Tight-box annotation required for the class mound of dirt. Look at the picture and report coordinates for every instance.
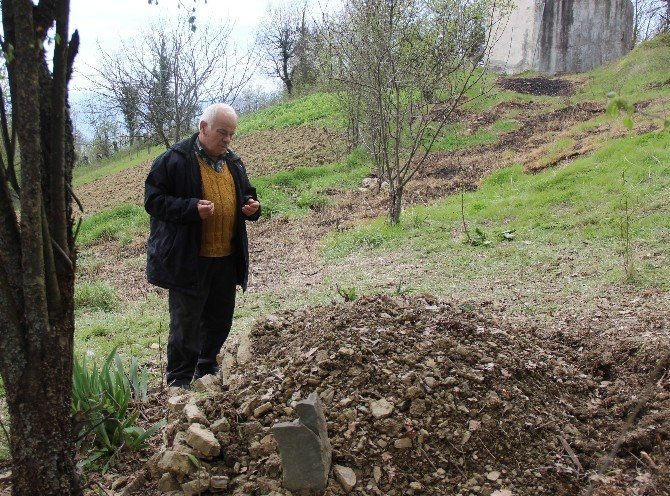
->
[497,77,576,97]
[136,295,668,495]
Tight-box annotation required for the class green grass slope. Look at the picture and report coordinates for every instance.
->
[71,35,670,373]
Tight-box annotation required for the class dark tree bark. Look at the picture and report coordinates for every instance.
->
[0,0,82,494]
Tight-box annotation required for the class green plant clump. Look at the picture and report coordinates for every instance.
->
[72,350,164,472]
[75,281,119,313]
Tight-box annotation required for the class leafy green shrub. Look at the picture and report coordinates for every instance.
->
[75,281,119,313]
[72,350,164,472]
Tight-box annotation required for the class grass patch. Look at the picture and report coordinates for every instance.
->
[531,137,575,169]
[75,295,168,362]
[73,145,161,188]
[325,129,670,288]
[75,281,119,313]
[579,33,670,103]
[236,92,344,135]
[77,204,148,247]
[430,119,520,152]
[255,148,372,219]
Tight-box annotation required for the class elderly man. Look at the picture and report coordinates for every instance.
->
[145,103,260,389]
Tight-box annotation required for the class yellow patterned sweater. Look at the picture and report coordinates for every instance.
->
[198,155,237,257]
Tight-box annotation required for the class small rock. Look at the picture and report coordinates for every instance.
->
[210,475,230,492]
[172,431,199,456]
[468,420,482,432]
[167,394,189,413]
[157,473,180,493]
[487,471,501,481]
[373,466,382,483]
[157,450,193,477]
[254,402,273,417]
[320,388,335,404]
[410,481,423,490]
[333,465,357,493]
[492,490,513,496]
[394,438,412,449]
[370,398,394,419]
[405,386,423,399]
[210,417,231,434]
[192,374,220,393]
[185,423,221,458]
[424,376,437,388]
[184,404,209,426]
[182,473,210,496]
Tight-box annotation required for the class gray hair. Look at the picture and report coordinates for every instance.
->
[199,103,237,127]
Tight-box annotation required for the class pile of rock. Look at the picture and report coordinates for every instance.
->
[145,294,668,495]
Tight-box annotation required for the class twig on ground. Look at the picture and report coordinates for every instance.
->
[559,435,583,473]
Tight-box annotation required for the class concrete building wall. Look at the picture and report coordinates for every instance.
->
[489,0,543,74]
[489,0,634,75]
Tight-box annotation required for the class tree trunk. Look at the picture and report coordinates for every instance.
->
[0,0,81,494]
[389,184,403,225]
[6,320,80,495]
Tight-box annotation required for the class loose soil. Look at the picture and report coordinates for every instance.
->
[35,87,670,495]
[497,77,577,97]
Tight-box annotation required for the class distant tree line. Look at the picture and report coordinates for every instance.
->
[87,17,255,153]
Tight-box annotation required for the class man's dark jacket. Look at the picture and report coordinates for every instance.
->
[144,133,260,294]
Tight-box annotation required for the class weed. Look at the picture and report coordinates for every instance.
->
[393,279,413,296]
[72,349,165,472]
[468,227,492,247]
[336,284,358,302]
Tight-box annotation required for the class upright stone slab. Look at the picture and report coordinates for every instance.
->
[272,392,332,492]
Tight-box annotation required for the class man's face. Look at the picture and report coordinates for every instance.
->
[199,111,237,158]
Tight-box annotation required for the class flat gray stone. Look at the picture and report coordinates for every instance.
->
[272,421,329,491]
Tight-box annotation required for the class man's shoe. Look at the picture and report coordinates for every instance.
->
[194,365,220,380]
[167,379,191,390]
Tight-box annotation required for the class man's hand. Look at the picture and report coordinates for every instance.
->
[197,199,215,219]
[242,198,260,217]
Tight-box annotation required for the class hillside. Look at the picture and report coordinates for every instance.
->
[57,36,670,495]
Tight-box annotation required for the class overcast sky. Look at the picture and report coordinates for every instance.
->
[69,0,270,82]
[68,0,288,134]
